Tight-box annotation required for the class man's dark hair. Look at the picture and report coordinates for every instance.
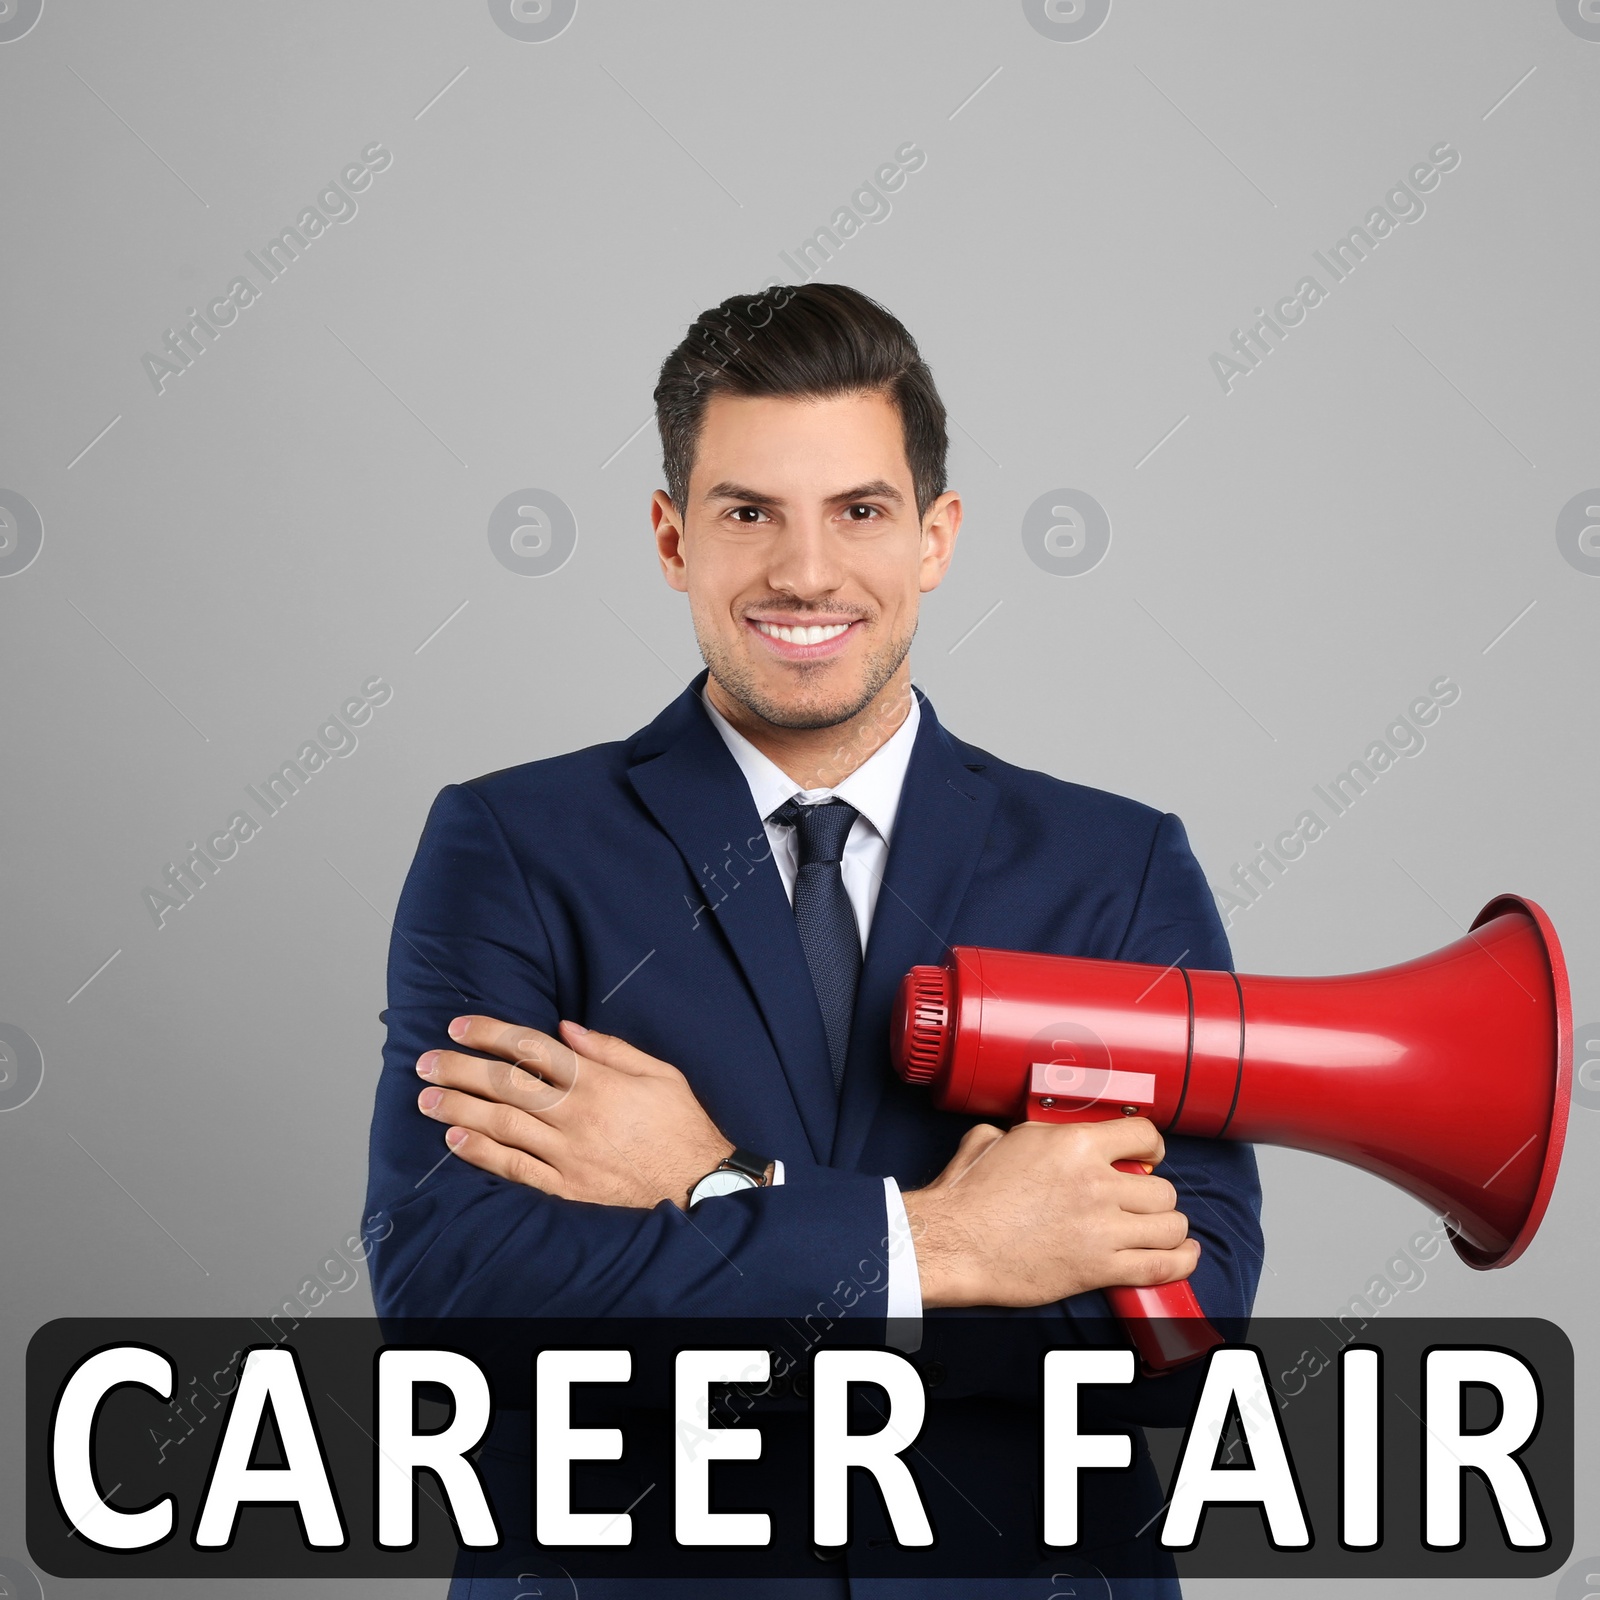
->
[653,283,948,518]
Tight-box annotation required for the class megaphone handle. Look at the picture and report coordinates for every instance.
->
[1102,1282,1226,1374]
[1104,1159,1228,1374]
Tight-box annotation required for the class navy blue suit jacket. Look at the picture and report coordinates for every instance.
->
[365,674,1262,1333]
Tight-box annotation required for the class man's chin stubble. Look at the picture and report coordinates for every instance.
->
[699,626,915,732]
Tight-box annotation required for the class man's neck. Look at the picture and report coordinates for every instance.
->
[705,667,914,792]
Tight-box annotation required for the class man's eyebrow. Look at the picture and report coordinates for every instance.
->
[704,480,781,506]
[830,479,904,506]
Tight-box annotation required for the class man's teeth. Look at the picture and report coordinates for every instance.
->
[754,620,852,645]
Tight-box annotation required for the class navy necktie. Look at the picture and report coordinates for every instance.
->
[770,797,861,1094]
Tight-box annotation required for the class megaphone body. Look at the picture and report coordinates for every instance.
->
[891,895,1571,1373]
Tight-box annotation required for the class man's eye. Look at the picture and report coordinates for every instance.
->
[845,504,882,521]
[729,506,766,524]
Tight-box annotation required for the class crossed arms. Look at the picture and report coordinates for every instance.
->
[412,1012,1203,1312]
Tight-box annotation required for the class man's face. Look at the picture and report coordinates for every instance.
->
[652,389,960,730]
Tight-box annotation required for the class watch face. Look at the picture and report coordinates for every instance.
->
[689,1169,758,1206]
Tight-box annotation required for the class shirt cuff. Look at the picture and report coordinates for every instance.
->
[769,1159,785,1185]
[883,1176,924,1352]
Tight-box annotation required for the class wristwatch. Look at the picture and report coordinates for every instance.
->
[687,1146,773,1208]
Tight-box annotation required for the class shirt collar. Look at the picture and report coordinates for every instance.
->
[700,686,922,844]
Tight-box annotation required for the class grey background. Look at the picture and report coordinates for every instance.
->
[2,0,1596,1594]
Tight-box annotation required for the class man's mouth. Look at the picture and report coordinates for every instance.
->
[744,616,863,660]
[753,620,853,645]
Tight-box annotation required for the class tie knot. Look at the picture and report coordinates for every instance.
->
[770,797,859,866]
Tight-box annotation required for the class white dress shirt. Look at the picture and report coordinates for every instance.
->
[701,688,924,1327]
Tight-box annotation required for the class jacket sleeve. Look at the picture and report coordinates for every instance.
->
[363,783,897,1321]
[1106,809,1265,1327]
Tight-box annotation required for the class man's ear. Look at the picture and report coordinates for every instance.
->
[652,489,688,593]
[918,489,962,593]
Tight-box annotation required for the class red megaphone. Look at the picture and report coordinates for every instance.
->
[891,895,1571,1375]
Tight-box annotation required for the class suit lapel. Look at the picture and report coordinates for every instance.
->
[831,691,998,1170]
[626,678,840,1160]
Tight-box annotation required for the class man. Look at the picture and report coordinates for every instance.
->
[365,283,1262,1596]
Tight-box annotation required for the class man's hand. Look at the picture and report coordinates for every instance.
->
[416,1016,734,1208]
[902,1118,1198,1309]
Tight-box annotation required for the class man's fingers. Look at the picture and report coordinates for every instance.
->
[1116,1208,1191,1252]
[1115,1171,1181,1215]
[419,1049,574,1114]
[444,1015,577,1086]
[1088,1116,1166,1168]
[419,1085,564,1165]
[1109,1238,1201,1287]
[443,1127,565,1195]
[559,1020,666,1077]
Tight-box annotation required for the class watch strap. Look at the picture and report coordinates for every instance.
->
[721,1146,770,1184]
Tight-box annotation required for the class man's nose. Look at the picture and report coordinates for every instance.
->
[764,518,844,598]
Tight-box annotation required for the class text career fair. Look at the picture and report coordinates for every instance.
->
[51,1341,1551,1556]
